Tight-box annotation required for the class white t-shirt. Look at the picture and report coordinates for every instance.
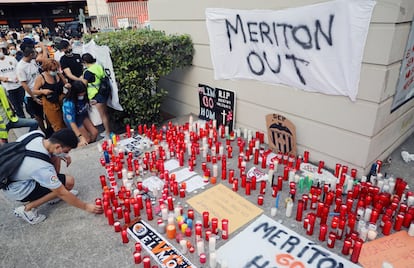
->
[0,55,20,91]
[2,131,62,201]
[16,59,39,97]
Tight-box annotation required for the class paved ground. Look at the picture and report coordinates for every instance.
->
[1,122,413,268]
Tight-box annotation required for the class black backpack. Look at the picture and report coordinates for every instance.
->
[98,75,112,97]
[0,132,52,190]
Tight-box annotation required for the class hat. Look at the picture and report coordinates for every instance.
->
[22,37,37,45]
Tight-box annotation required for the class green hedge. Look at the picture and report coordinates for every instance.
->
[84,29,193,128]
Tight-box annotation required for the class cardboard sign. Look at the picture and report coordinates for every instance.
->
[128,219,196,268]
[359,230,414,268]
[216,214,361,268]
[186,184,262,234]
[266,114,297,156]
[198,84,236,132]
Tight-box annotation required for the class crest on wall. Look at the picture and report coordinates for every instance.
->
[266,114,297,156]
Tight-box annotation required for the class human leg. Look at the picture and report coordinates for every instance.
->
[82,116,98,143]
[6,118,38,132]
[95,102,110,136]
[7,86,26,118]
[42,98,66,132]
[26,97,47,133]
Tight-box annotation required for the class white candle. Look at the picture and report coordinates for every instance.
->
[225,126,229,137]
[209,252,217,268]
[364,207,372,223]
[212,120,217,128]
[270,207,277,217]
[367,229,377,240]
[161,207,168,221]
[273,159,278,172]
[203,145,208,158]
[208,236,216,252]
[359,225,368,241]
[219,145,224,155]
[174,207,182,218]
[197,240,205,256]
[236,128,241,138]
[388,181,396,194]
[180,239,188,254]
[243,128,248,139]
[286,200,293,218]
[122,168,128,180]
[408,223,414,236]
[167,215,174,225]
[407,196,414,207]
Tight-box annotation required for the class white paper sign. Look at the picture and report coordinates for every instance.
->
[206,0,376,101]
[216,214,361,268]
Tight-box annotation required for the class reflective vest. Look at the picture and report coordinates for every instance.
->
[85,63,105,100]
[0,86,18,139]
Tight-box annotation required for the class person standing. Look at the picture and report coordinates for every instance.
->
[2,128,103,224]
[59,40,83,83]
[81,53,111,138]
[32,59,68,132]
[62,80,98,146]
[16,47,48,134]
[0,47,26,118]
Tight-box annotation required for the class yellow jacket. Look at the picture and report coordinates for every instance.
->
[0,86,18,139]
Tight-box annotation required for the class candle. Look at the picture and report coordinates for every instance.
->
[270,207,277,217]
[350,239,363,263]
[107,208,114,225]
[121,229,129,243]
[203,211,210,228]
[285,198,293,217]
[257,195,264,206]
[114,221,121,232]
[408,223,414,236]
[319,224,328,241]
[296,200,304,221]
[327,232,336,248]
[143,256,151,268]
[197,240,205,256]
[209,236,216,252]
[133,252,142,264]
[180,239,188,254]
[222,219,229,239]
[341,239,352,255]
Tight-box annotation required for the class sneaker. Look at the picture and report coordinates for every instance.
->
[14,206,46,225]
[99,132,107,138]
[48,189,79,205]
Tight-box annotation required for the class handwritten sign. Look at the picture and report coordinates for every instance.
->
[359,230,414,268]
[128,219,196,268]
[266,114,297,156]
[187,183,262,234]
[206,1,376,101]
[391,16,414,112]
[198,84,236,131]
[216,214,360,268]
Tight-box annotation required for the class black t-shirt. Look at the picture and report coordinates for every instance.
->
[60,53,83,82]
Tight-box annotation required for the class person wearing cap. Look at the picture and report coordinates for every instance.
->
[59,40,83,83]
[62,80,98,146]
[2,128,104,225]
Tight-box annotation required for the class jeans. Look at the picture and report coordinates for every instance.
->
[7,86,26,118]
[6,118,38,132]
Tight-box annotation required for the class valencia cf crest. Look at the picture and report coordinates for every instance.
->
[266,114,297,156]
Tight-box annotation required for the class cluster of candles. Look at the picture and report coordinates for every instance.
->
[96,116,414,266]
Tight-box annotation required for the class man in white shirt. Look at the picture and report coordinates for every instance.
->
[0,48,26,118]
[2,129,103,224]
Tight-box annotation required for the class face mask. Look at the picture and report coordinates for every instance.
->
[49,71,57,76]
[35,47,42,53]
[53,152,68,158]
[77,95,85,100]
[10,49,17,55]
[73,41,81,45]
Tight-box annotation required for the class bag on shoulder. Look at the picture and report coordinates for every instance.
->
[0,132,52,190]
[98,75,112,98]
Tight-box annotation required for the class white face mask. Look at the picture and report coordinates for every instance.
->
[10,49,17,55]
[77,95,85,100]
[35,47,42,53]
[49,71,57,76]
[53,152,68,158]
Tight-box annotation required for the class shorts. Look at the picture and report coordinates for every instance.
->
[26,97,43,118]
[20,174,66,202]
[93,92,109,104]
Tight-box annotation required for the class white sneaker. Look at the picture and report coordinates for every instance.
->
[99,132,107,138]
[14,206,46,225]
[48,189,79,205]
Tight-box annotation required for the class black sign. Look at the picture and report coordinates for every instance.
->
[198,83,235,132]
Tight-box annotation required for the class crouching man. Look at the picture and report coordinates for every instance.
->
[2,128,103,224]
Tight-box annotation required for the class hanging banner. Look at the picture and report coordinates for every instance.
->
[83,40,123,111]
[216,214,361,268]
[198,83,236,131]
[206,0,376,101]
[391,16,414,112]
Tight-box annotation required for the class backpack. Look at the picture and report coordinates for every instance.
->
[98,75,112,98]
[0,132,52,190]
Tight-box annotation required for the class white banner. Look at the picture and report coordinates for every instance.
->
[216,214,360,268]
[206,0,376,101]
[391,16,414,112]
[83,40,123,111]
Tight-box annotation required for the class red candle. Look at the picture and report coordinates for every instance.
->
[350,239,363,263]
[188,209,194,220]
[107,208,114,225]
[121,229,129,243]
[296,200,304,222]
[203,211,209,228]
[260,181,266,195]
[146,208,153,221]
[143,256,151,268]
[211,218,218,234]
[124,211,131,224]
[133,252,141,264]
[167,196,174,211]
[277,176,283,191]
[341,239,352,255]
[317,161,324,174]
[222,219,229,239]
[114,221,121,232]
[99,175,107,188]
[327,232,336,248]
[245,181,251,195]
[382,220,392,235]
[232,179,238,192]
[394,213,405,231]
[303,151,309,163]
[318,224,328,241]
[257,195,264,206]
